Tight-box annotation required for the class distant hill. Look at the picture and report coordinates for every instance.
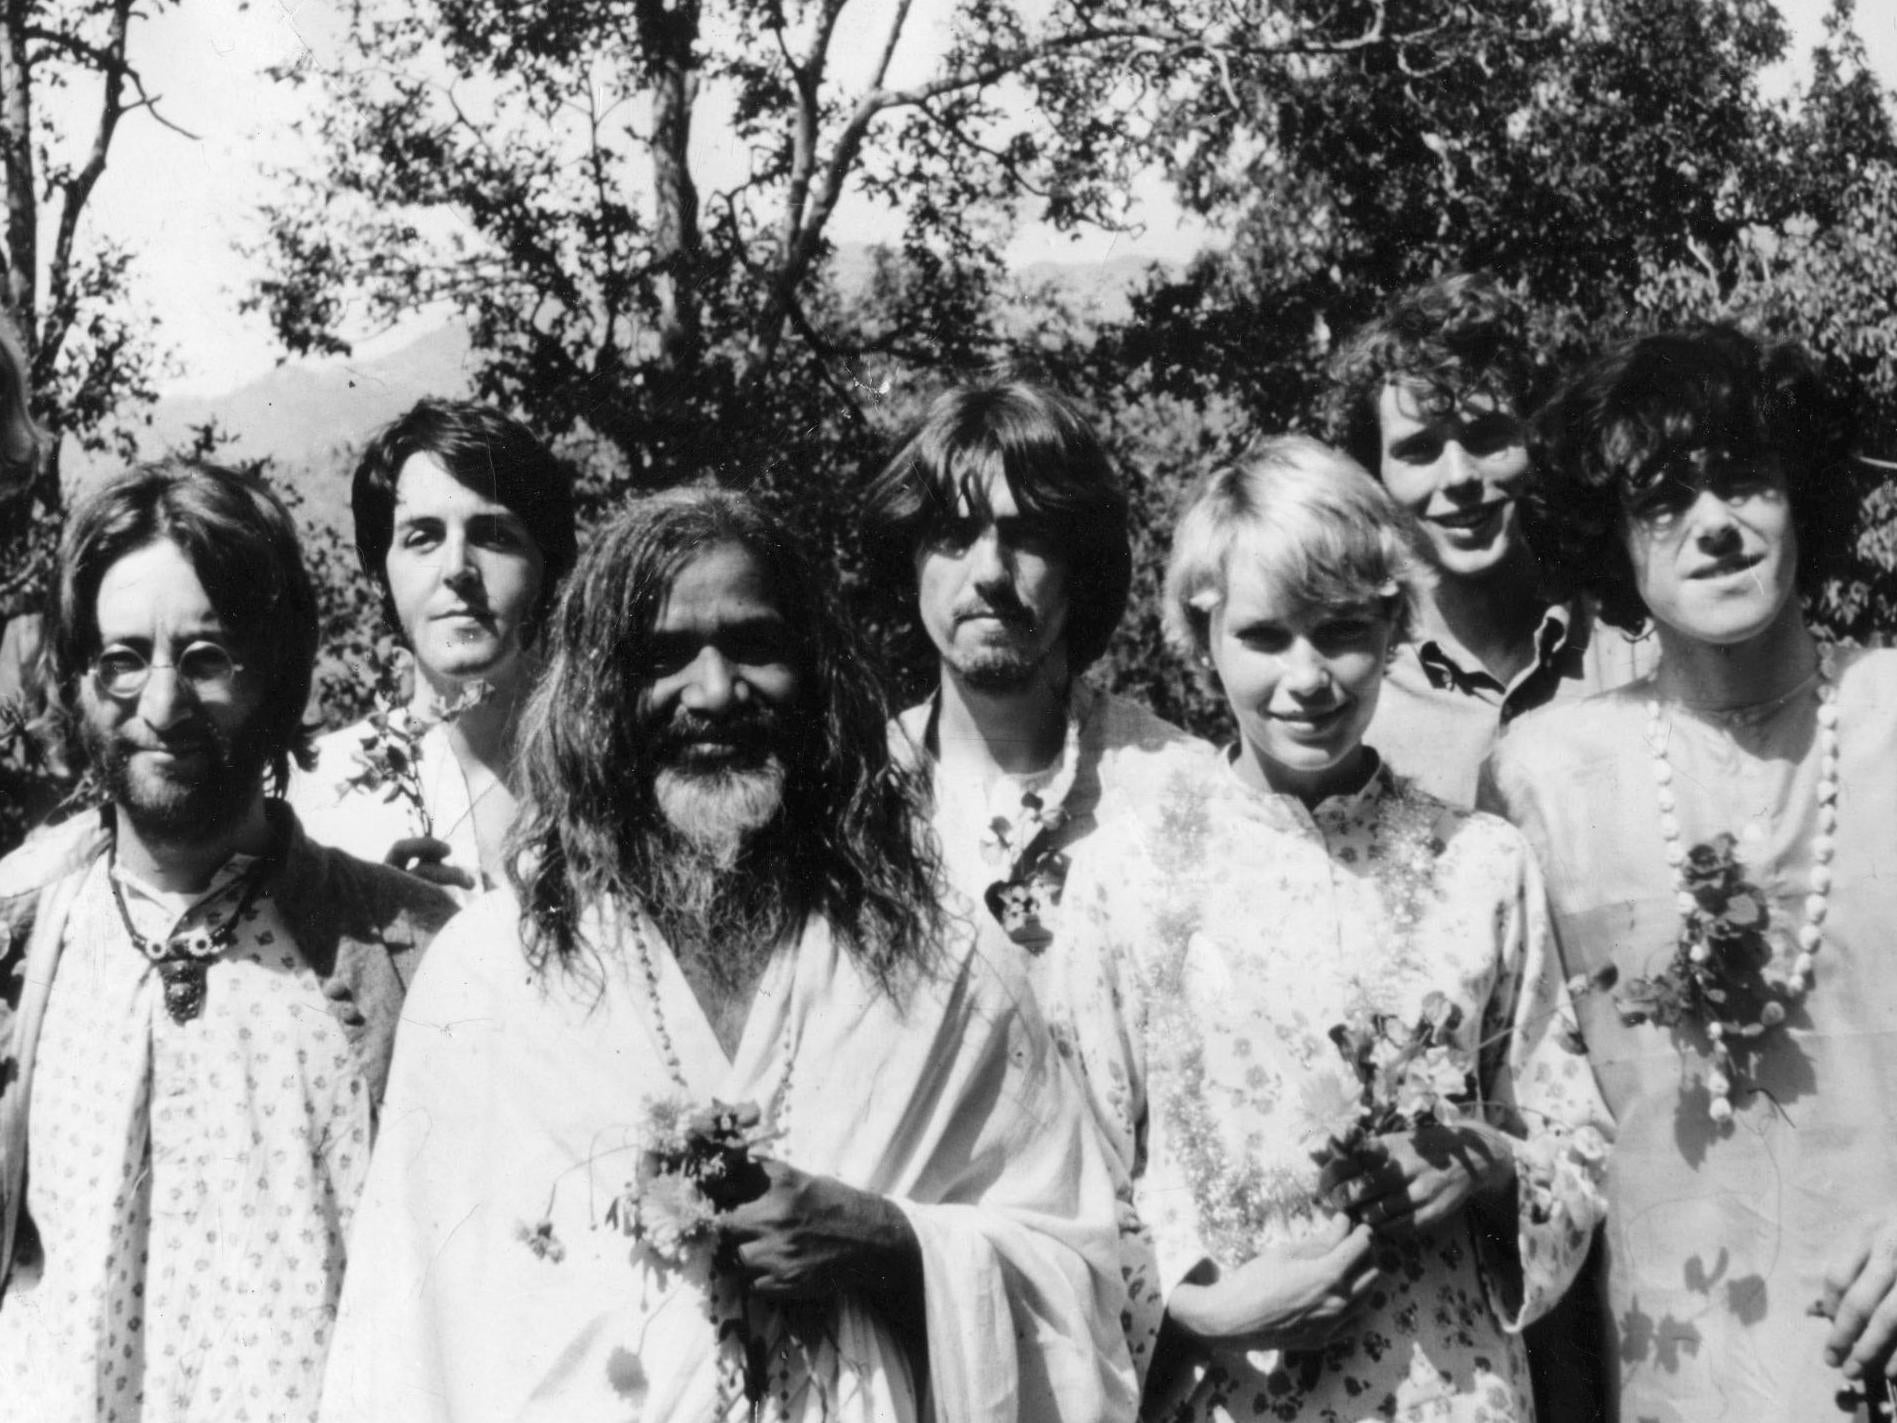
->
[67,248,1182,524]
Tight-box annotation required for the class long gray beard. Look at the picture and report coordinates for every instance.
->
[647,760,801,991]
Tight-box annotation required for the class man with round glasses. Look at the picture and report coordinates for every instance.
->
[0,458,456,1420]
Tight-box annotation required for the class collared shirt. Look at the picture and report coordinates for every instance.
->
[1367,598,1657,809]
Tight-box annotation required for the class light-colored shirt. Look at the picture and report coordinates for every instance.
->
[317,892,1136,1423]
[893,680,1212,1385]
[0,855,371,1422]
[1481,645,1897,1423]
[1370,599,1657,809]
[1064,756,1611,1422]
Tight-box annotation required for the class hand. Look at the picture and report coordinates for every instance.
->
[1319,1124,1515,1238]
[1820,1215,1897,1383]
[384,835,476,891]
[719,1159,921,1306]
[1168,1215,1381,1354]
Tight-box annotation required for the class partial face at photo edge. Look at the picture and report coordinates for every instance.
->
[80,539,275,839]
[1376,378,1533,582]
[914,471,1073,692]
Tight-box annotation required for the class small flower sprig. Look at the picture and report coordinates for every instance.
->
[980,791,1072,951]
[1295,992,1472,1157]
[1608,833,1791,1125]
[342,651,489,837]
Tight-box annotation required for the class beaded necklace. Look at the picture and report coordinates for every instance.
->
[1644,644,1838,1120]
[108,852,274,1024]
[624,908,802,1422]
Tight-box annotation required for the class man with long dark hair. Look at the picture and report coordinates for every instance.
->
[0,459,455,1419]
[864,382,1209,1385]
[320,487,1135,1423]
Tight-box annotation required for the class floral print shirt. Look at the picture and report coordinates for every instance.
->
[0,854,372,1422]
[1062,756,1611,1422]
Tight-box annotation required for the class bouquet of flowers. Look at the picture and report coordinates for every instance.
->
[1295,993,1472,1157]
[1610,833,1789,1124]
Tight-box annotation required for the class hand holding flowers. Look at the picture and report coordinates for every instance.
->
[1298,993,1517,1238]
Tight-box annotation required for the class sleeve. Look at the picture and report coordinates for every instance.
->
[1472,825,1614,1333]
[887,947,1141,1423]
[1049,834,1165,1389]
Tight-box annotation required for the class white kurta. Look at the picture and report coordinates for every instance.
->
[0,856,372,1423]
[1062,758,1611,1422]
[1482,645,1897,1422]
[894,681,1213,1388]
[289,719,483,902]
[317,891,1135,1423]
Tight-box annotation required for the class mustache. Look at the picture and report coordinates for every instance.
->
[652,704,784,757]
[953,589,1034,626]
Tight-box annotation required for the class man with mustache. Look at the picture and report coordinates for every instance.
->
[1327,272,1656,810]
[318,487,1135,1423]
[0,459,456,1420]
[863,381,1210,1385]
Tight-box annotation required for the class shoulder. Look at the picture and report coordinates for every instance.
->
[399,889,533,1016]
[276,807,458,945]
[1833,643,1897,708]
[1490,683,1650,788]
[1084,690,1217,797]
[0,810,110,906]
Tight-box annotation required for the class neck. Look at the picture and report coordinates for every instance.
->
[1654,601,1817,710]
[1234,741,1376,809]
[114,791,273,894]
[415,660,532,772]
[932,666,1069,779]
[1419,553,1546,682]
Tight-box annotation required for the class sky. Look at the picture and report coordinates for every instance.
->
[64,0,1897,399]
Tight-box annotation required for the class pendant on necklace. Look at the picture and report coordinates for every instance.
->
[156,958,210,1023]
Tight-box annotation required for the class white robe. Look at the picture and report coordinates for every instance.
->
[317,891,1135,1423]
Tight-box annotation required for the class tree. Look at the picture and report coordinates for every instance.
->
[1092,0,1893,434]
[248,0,1526,503]
[0,0,185,614]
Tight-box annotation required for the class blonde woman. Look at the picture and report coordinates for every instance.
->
[1056,436,1610,1420]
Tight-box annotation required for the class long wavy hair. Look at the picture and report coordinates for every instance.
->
[509,486,943,994]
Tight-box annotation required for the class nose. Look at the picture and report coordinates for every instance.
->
[679,645,745,713]
[1686,487,1742,546]
[1441,441,1481,491]
[1280,639,1333,697]
[440,527,477,587]
[967,526,1011,589]
[136,664,197,731]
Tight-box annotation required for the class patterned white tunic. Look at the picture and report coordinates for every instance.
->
[0,854,372,1422]
[1062,756,1611,1422]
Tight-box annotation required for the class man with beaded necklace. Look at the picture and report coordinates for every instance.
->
[863,381,1213,1387]
[318,487,1134,1423]
[1482,326,1897,1421]
[0,459,456,1419]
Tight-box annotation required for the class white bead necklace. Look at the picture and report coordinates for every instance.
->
[624,909,801,1421]
[1645,645,1839,1115]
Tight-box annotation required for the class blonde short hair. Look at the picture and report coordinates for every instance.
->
[1163,434,1432,668]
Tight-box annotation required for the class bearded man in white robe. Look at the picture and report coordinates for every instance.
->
[318,487,1136,1423]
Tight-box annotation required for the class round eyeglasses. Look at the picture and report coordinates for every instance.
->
[92,641,246,700]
